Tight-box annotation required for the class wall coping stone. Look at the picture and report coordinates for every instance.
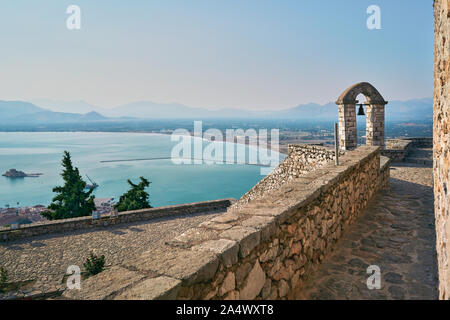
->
[0,199,235,242]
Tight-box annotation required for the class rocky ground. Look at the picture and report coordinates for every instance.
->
[0,210,223,299]
[294,160,438,299]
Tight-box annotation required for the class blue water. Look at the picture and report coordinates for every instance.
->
[0,132,280,208]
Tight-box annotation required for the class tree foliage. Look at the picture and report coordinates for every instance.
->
[114,177,152,212]
[42,151,95,220]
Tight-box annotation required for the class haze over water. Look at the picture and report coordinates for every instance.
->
[0,132,280,208]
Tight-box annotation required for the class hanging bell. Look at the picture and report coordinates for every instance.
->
[357,104,365,116]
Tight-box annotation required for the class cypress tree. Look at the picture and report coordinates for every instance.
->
[42,151,95,220]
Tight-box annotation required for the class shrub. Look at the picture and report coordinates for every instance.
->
[114,177,152,212]
[0,266,7,292]
[83,252,105,276]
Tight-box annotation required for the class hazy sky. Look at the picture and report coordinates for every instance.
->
[0,0,434,110]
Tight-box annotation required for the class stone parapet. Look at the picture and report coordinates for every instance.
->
[0,199,235,242]
[232,144,344,209]
[62,146,386,300]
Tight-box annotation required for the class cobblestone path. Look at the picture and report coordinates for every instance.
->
[0,210,223,296]
[294,162,438,299]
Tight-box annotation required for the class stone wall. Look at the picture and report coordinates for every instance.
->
[233,144,344,209]
[409,137,433,148]
[380,156,391,191]
[0,199,234,242]
[382,139,413,162]
[365,104,386,148]
[434,0,450,300]
[62,146,388,300]
[338,104,357,150]
[382,137,433,162]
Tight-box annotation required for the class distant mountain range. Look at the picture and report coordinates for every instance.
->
[0,97,433,123]
[0,101,108,123]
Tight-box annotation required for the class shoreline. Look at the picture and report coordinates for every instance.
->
[0,129,289,155]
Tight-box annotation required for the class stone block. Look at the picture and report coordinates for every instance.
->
[127,246,219,286]
[220,226,261,258]
[62,266,145,300]
[239,260,266,300]
[241,215,277,242]
[166,227,220,249]
[219,272,236,296]
[191,239,239,268]
[115,276,181,300]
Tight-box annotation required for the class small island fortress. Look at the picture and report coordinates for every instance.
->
[2,169,42,178]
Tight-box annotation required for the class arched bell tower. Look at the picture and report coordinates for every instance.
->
[336,82,388,150]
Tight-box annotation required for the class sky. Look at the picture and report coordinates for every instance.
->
[0,0,434,111]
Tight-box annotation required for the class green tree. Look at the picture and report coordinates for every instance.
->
[114,177,152,212]
[42,151,95,220]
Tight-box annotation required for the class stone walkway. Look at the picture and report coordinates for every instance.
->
[0,210,223,297]
[294,162,438,300]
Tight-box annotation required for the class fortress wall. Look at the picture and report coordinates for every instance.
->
[63,146,386,300]
[233,144,344,209]
[382,139,413,162]
[379,155,391,191]
[0,199,234,242]
[409,137,433,148]
[434,0,450,300]
[382,137,433,162]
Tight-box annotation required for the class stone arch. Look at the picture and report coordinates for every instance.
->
[335,82,388,150]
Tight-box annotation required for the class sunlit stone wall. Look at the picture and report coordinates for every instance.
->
[434,0,450,300]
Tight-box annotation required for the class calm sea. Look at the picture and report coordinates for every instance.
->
[0,132,282,208]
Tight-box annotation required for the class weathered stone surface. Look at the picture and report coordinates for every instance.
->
[241,215,277,241]
[219,272,235,296]
[62,266,145,300]
[191,239,239,268]
[239,260,266,300]
[220,226,261,258]
[166,227,219,249]
[199,221,233,231]
[261,279,272,299]
[115,276,181,300]
[232,145,342,209]
[211,212,241,224]
[235,262,252,285]
[278,279,290,298]
[289,241,302,257]
[128,246,219,285]
[259,245,279,263]
[434,0,450,300]
[224,290,239,300]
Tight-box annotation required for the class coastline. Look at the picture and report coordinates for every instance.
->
[0,131,284,210]
[0,130,288,156]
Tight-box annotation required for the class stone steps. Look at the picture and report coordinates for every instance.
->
[404,148,433,165]
[404,157,433,166]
